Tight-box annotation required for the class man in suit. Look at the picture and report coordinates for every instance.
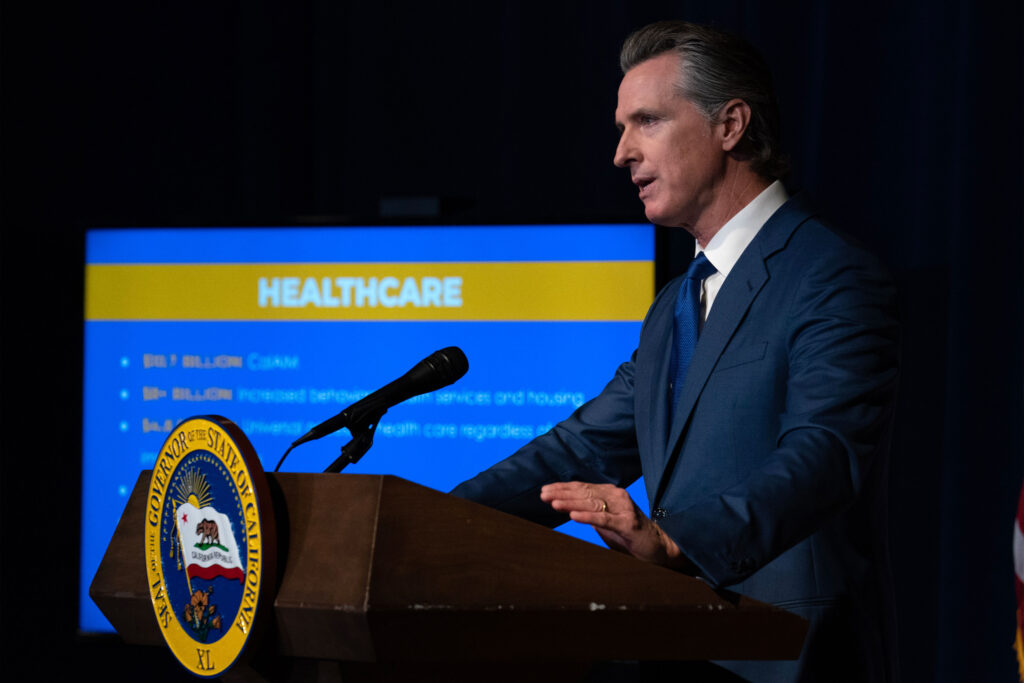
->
[452,21,898,682]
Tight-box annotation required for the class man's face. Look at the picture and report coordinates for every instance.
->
[614,52,725,229]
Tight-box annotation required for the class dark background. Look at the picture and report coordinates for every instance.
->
[2,1,1022,680]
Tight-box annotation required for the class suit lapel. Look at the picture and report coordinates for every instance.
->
[664,252,769,450]
[637,280,679,504]
[649,197,814,506]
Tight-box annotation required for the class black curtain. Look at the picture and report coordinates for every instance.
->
[3,1,1021,680]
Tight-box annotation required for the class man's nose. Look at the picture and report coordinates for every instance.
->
[613,130,637,168]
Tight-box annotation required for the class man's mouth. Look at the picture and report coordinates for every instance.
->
[635,177,654,200]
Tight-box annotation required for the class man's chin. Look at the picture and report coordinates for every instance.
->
[643,205,665,226]
[644,207,680,228]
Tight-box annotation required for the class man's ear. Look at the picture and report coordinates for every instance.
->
[717,98,752,152]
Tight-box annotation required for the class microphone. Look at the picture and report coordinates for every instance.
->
[291,346,469,449]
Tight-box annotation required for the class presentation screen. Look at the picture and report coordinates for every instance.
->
[81,224,654,632]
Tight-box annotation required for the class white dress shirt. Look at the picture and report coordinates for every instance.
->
[698,180,789,324]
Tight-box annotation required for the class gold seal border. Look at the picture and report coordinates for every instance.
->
[144,417,264,677]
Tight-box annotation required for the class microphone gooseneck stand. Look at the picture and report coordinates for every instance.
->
[323,409,383,474]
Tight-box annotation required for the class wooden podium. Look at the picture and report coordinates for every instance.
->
[91,472,807,681]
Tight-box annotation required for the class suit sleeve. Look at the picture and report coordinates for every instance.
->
[657,246,899,587]
[450,353,644,527]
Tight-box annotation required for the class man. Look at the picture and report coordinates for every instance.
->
[452,21,898,682]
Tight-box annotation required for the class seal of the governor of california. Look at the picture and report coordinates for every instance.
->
[145,415,275,677]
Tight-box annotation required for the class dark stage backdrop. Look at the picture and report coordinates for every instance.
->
[2,1,1022,680]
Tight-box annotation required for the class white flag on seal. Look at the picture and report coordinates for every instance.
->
[176,502,245,583]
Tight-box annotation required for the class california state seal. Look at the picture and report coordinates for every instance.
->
[145,416,276,677]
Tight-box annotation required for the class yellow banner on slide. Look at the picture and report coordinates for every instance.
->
[85,261,653,321]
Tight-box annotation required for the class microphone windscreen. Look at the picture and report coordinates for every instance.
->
[431,346,469,384]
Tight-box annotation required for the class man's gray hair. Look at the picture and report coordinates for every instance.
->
[620,21,788,179]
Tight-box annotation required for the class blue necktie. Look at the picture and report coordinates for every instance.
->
[671,252,718,410]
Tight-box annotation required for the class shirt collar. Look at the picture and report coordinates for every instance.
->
[697,180,789,277]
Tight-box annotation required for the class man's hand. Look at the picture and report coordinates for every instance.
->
[540,481,696,572]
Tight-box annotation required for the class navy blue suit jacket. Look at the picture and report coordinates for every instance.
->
[452,196,899,682]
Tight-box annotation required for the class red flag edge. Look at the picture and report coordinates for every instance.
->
[1015,480,1024,681]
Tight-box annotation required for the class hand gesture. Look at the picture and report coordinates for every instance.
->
[540,481,694,572]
